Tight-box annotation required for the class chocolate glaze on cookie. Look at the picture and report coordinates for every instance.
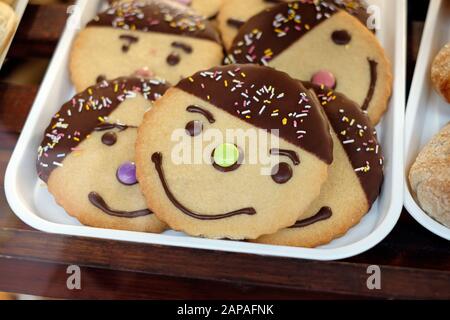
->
[329,0,372,28]
[89,0,221,43]
[285,83,383,229]
[177,64,333,164]
[261,0,371,24]
[226,1,373,66]
[304,82,384,206]
[37,77,170,183]
[226,1,339,65]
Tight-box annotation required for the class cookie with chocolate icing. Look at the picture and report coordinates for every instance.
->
[37,77,169,232]
[225,1,392,125]
[108,0,224,19]
[254,83,384,247]
[70,0,223,91]
[217,0,372,50]
[135,64,333,239]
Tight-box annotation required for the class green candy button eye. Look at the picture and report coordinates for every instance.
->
[213,143,240,168]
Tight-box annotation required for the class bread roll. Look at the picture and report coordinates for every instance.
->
[431,43,450,103]
[409,123,450,228]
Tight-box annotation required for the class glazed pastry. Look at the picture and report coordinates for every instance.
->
[0,1,16,54]
[255,83,384,247]
[431,43,450,103]
[108,0,224,19]
[70,0,223,91]
[135,64,333,239]
[37,77,169,232]
[226,1,392,125]
[409,123,450,228]
[218,0,372,50]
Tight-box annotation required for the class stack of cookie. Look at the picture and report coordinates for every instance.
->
[37,0,392,247]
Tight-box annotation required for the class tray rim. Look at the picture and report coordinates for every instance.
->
[4,0,406,260]
[404,0,450,241]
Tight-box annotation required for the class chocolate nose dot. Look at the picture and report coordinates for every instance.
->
[212,143,241,172]
[116,161,138,185]
[311,70,336,89]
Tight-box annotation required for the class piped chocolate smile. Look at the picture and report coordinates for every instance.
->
[151,152,257,220]
[88,192,152,218]
[362,59,378,111]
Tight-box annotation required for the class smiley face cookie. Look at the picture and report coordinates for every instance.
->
[37,77,169,232]
[217,0,372,50]
[226,1,392,125]
[135,64,334,239]
[70,0,223,91]
[255,83,384,247]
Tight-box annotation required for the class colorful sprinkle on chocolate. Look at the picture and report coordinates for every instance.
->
[37,77,169,183]
[177,64,333,164]
[303,81,383,205]
[226,1,338,66]
[89,0,220,43]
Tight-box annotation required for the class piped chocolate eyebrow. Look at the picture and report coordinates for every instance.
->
[270,148,300,165]
[171,41,193,54]
[94,122,137,132]
[186,105,216,123]
[119,34,139,53]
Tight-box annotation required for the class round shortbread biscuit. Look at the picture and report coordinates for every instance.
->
[135,64,334,240]
[70,0,223,91]
[254,83,384,247]
[226,1,392,125]
[217,0,372,50]
[37,77,169,233]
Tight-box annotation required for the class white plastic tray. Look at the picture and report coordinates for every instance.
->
[0,0,28,69]
[4,0,406,260]
[404,0,450,241]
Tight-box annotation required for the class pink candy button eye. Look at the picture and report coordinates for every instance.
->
[311,70,336,89]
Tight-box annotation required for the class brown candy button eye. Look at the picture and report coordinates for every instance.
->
[271,162,293,184]
[331,30,351,45]
[101,132,117,146]
[185,120,203,137]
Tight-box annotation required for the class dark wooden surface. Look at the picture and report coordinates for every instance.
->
[0,2,449,300]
